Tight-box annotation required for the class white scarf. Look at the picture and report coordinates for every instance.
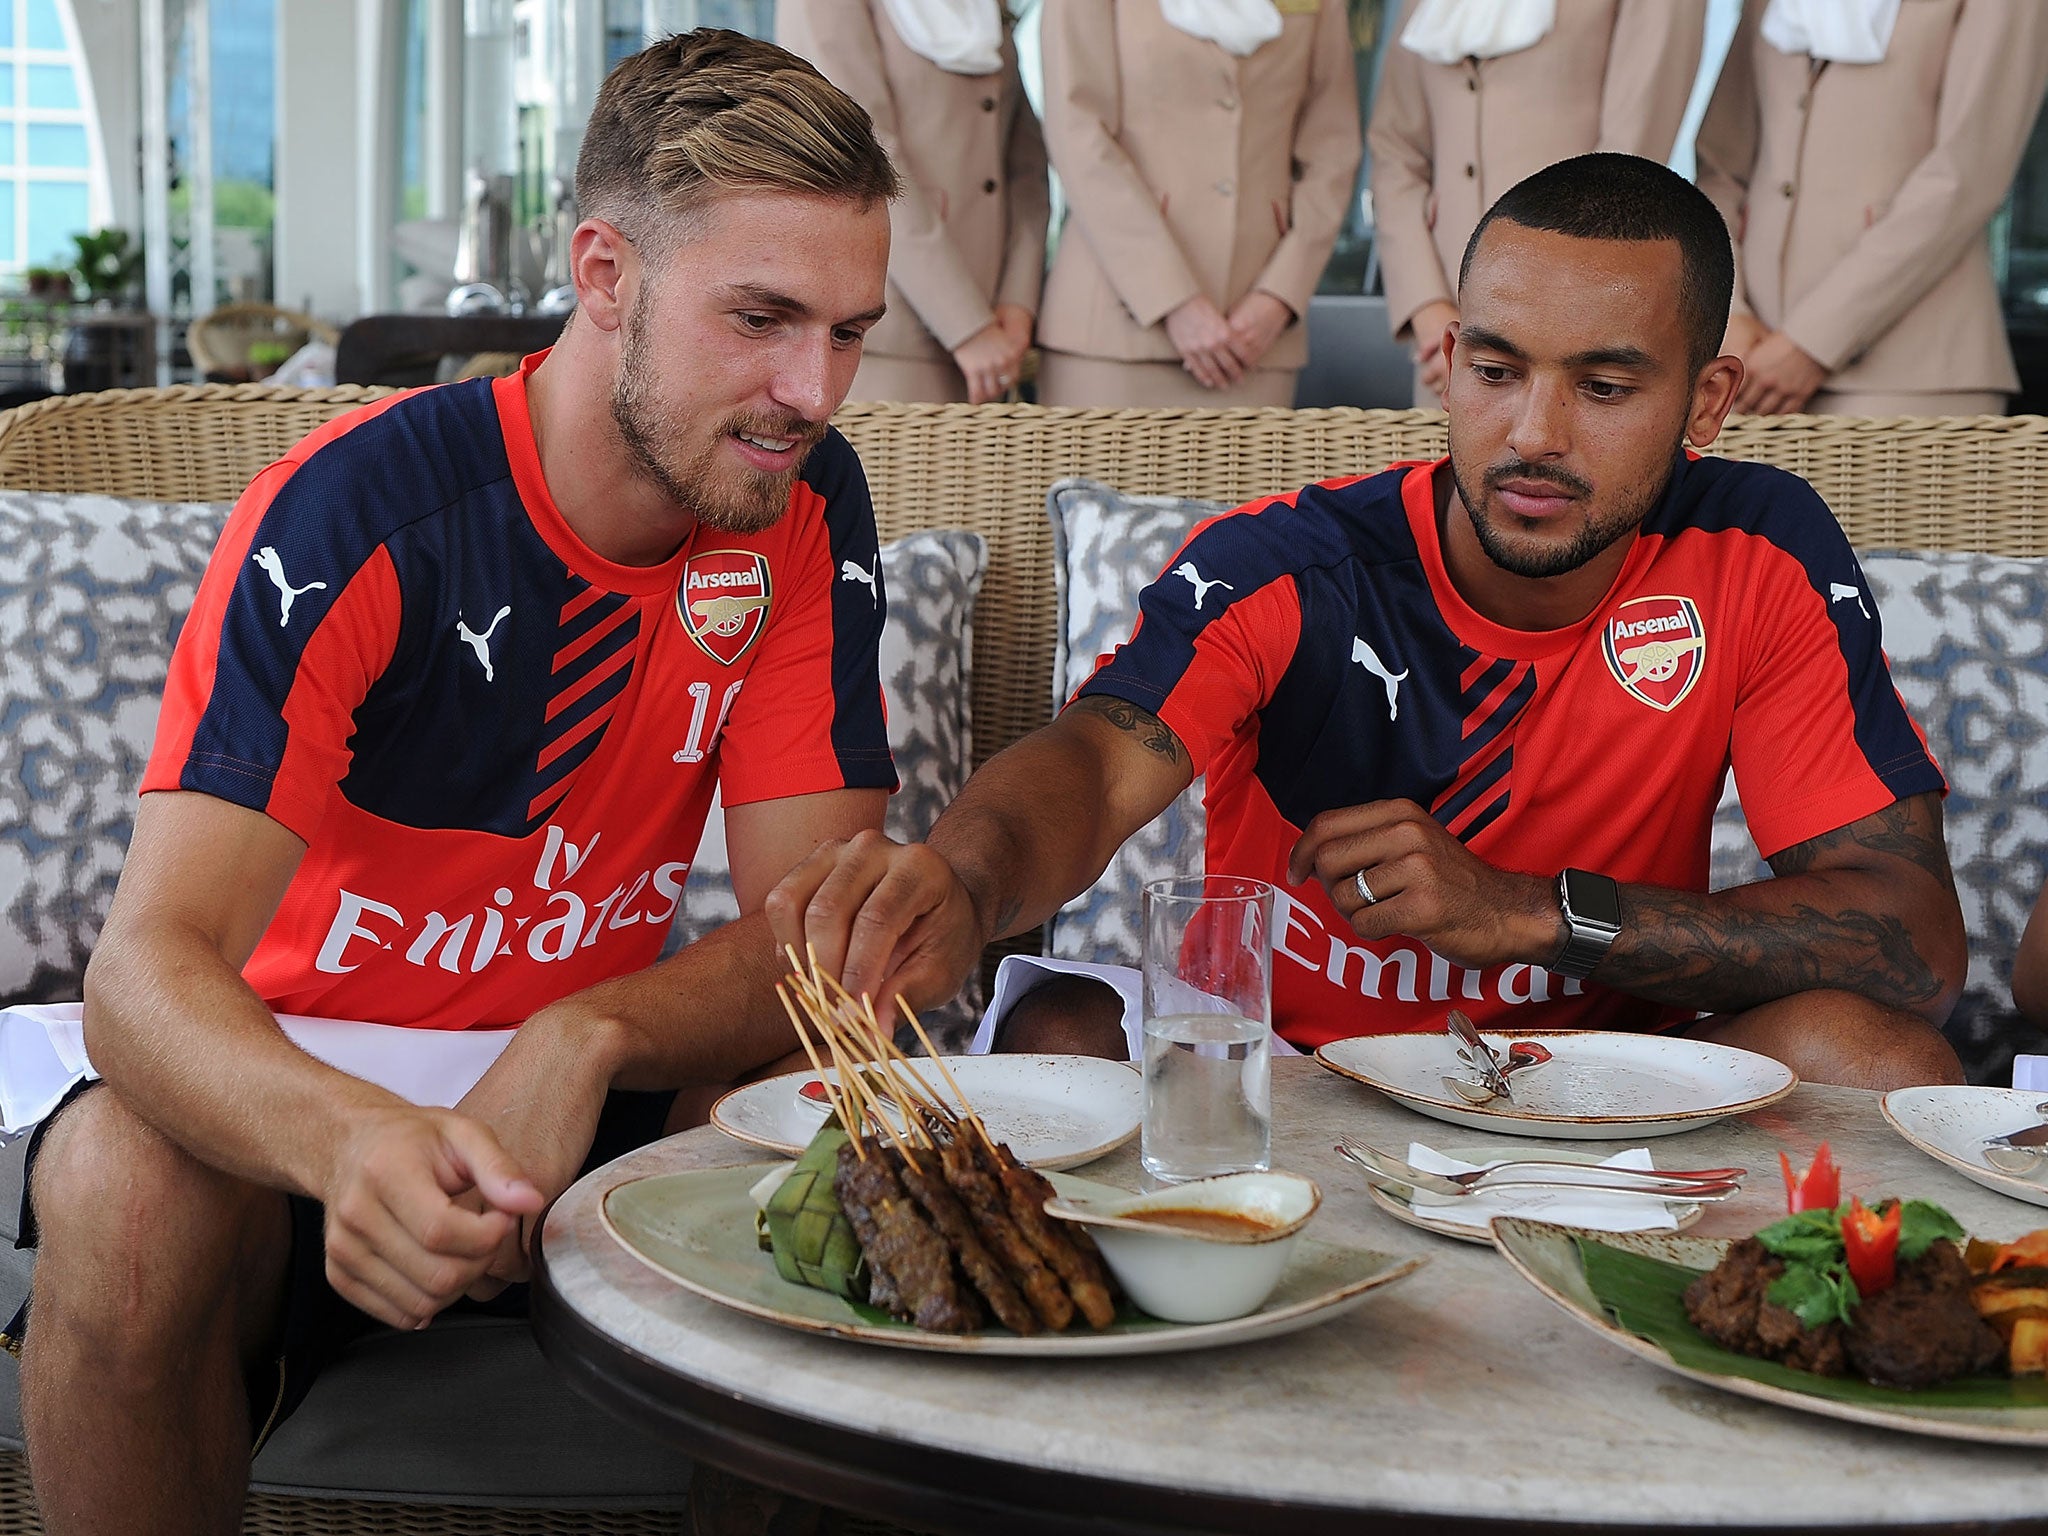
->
[1759,0,1901,63]
[1399,0,1555,65]
[878,0,1005,75]
[1158,0,1285,58]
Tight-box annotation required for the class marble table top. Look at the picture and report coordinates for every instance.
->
[535,1058,2048,1531]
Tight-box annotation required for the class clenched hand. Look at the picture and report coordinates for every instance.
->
[1286,800,1564,970]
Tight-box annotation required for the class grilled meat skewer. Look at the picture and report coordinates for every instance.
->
[895,1147,1040,1334]
[938,1136,1076,1330]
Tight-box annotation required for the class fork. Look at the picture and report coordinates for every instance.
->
[1334,1137,1746,1200]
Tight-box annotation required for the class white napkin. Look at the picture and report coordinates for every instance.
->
[1401,1142,1683,1236]
[0,1002,516,1139]
[969,954,1303,1061]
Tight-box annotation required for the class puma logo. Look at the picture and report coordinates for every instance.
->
[1829,582,1869,619]
[251,546,327,628]
[1351,635,1409,722]
[839,556,878,604]
[457,606,512,683]
[1172,561,1233,611]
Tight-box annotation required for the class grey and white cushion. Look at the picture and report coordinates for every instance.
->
[1045,478,1228,966]
[669,529,990,1048]
[0,492,231,1003]
[1711,550,2048,1012]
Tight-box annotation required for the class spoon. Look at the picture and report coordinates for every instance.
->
[1443,1040,1553,1106]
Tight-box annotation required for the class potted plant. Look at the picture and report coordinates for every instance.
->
[24,266,72,302]
[68,229,141,306]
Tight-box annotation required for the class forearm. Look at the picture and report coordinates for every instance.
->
[82,924,402,1199]
[1598,870,1963,1024]
[929,710,1170,948]
[527,909,799,1094]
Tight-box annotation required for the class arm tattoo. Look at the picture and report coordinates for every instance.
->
[1067,694,1185,769]
[1598,793,1953,1015]
[1768,795,1957,893]
[1600,892,1945,1015]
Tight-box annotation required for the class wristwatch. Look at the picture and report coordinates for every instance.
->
[1554,868,1622,980]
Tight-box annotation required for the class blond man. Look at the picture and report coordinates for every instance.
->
[17,32,900,1534]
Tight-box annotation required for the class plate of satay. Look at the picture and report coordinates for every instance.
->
[603,958,1425,1356]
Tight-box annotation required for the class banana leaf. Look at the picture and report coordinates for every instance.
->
[1576,1236,2048,1409]
[764,1119,869,1301]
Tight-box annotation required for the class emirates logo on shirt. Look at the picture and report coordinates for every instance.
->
[1602,595,1706,713]
[679,549,773,665]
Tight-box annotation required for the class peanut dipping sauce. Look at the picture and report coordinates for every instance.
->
[1118,1208,1280,1239]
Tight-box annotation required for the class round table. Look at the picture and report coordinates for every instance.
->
[533,1059,2048,1535]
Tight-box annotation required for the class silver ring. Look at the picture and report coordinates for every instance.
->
[1353,869,1377,906]
[996,373,1011,388]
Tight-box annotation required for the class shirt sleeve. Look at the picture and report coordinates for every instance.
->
[715,430,898,807]
[1072,500,1305,776]
[142,455,400,845]
[1727,482,1945,860]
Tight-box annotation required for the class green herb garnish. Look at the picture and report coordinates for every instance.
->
[1752,1199,1963,1329]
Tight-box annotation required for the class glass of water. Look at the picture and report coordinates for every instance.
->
[1140,875,1275,1186]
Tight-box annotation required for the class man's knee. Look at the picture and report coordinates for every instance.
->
[992,976,1130,1059]
[30,1089,284,1340]
[1698,989,1963,1091]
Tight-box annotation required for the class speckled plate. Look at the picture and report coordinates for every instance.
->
[1883,1086,2048,1209]
[1359,1145,1708,1245]
[1316,1029,1797,1139]
[1492,1218,2048,1446]
[600,1163,1426,1356]
[709,1055,1141,1170]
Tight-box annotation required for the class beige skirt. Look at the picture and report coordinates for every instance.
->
[1035,350,1297,409]
[1803,389,2008,418]
[844,353,971,405]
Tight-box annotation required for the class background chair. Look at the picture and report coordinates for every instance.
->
[185,303,338,383]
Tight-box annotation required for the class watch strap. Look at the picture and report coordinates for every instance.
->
[1554,869,1622,980]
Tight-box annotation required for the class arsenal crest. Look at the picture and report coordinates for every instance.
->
[679,549,773,665]
[1602,595,1705,712]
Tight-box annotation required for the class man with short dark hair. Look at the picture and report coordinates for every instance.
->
[21,31,902,1534]
[770,151,1968,1089]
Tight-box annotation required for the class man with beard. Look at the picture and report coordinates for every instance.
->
[768,152,1968,1091]
[17,31,900,1534]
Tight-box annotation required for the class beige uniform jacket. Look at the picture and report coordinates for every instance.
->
[1696,0,2048,396]
[776,0,1050,363]
[1035,0,1362,368]
[1369,0,1707,343]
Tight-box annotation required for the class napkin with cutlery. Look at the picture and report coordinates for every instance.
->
[1402,1143,1685,1235]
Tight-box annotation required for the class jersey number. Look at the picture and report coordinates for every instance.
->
[675,679,745,764]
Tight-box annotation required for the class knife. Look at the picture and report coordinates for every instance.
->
[1444,1009,1513,1103]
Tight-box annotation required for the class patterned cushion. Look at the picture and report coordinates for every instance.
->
[1711,551,2048,1012]
[0,492,232,1002]
[670,529,990,1048]
[1045,478,1227,966]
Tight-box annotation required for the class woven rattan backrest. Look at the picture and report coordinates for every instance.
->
[3,387,2044,767]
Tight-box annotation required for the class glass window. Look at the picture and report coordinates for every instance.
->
[25,178,85,264]
[0,127,11,167]
[27,122,85,169]
[0,182,14,265]
[0,4,12,49]
[0,68,13,110]
[25,0,63,51]
[25,63,76,110]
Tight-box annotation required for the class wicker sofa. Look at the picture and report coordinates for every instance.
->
[0,386,2043,1532]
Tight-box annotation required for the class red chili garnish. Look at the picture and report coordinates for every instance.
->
[1842,1196,1901,1296]
[1779,1142,1841,1213]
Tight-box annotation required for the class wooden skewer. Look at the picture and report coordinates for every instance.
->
[896,993,995,1151]
[776,983,866,1160]
[810,993,923,1158]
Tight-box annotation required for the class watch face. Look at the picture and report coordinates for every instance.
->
[1564,869,1622,929]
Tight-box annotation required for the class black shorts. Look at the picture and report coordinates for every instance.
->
[15,1082,677,1448]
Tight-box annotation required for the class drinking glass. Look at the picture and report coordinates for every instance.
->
[1140,875,1275,1186]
